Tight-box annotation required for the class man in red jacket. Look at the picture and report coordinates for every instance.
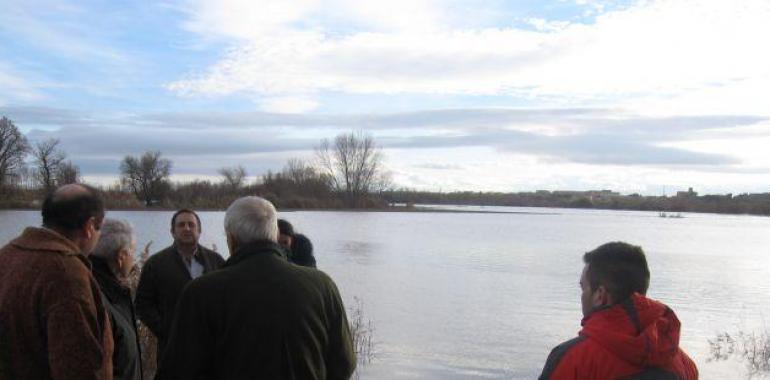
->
[539,242,698,380]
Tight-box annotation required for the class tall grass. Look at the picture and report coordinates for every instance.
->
[709,330,770,378]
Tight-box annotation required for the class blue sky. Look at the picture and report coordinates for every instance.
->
[1,0,769,194]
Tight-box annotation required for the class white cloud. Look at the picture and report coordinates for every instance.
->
[168,0,770,115]
[260,96,320,113]
[0,61,45,103]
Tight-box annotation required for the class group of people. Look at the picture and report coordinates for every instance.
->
[0,183,699,379]
[0,184,352,380]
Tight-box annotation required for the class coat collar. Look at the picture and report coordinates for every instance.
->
[224,240,286,267]
[11,227,83,257]
[173,242,207,264]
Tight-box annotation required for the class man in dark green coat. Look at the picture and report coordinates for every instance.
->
[157,197,356,380]
[135,209,225,364]
[90,219,143,380]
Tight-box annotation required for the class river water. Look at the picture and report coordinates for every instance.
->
[1,207,767,379]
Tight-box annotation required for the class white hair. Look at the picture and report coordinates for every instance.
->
[91,219,135,261]
[224,196,278,245]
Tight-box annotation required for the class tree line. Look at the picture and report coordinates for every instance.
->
[383,189,770,216]
[0,115,390,209]
[4,114,770,215]
[0,117,81,193]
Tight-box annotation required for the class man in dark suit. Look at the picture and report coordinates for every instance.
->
[135,209,225,364]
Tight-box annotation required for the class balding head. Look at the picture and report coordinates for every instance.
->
[53,183,91,199]
[224,196,278,253]
[42,184,105,238]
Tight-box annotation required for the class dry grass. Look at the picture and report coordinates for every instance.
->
[129,242,158,380]
[349,296,376,366]
[709,330,770,378]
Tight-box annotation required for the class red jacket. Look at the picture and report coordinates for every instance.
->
[0,227,113,380]
[540,293,698,380]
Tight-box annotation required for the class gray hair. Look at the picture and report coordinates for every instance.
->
[91,219,135,261]
[224,196,278,245]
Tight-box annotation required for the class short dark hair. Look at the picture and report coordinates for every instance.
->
[42,185,105,233]
[583,242,650,303]
[171,209,202,231]
[277,219,294,237]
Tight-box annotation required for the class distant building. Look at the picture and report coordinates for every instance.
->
[676,187,698,197]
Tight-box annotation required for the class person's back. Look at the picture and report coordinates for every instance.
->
[539,242,697,380]
[540,294,697,379]
[157,197,355,380]
[161,241,353,379]
[0,184,113,380]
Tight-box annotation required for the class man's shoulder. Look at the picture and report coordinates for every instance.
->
[198,245,225,262]
[145,245,177,264]
[291,266,344,300]
[539,336,588,379]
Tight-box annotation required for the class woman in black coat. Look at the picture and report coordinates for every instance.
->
[277,219,317,268]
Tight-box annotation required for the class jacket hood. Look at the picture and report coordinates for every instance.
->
[580,293,682,368]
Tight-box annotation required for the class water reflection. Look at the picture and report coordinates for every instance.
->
[338,240,377,265]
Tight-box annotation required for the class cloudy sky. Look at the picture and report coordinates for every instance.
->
[1,0,769,194]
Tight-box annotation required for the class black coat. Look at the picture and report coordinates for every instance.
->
[156,241,356,380]
[289,233,317,268]
[134,244,224,359]
[90,256,142,380]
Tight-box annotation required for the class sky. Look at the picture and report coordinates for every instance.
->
[1,0,769,195]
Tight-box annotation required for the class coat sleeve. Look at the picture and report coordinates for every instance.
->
[324,278,357,380]
[47,298,111,380]
[135,259,163,339]
[155,281,212,380]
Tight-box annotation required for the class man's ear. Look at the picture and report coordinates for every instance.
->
[116,249,125,270]
[593,285,612,307]
[83,216,97,240]
[226,233,237,254]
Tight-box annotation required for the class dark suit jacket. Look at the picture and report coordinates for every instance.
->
[134,243,224,359]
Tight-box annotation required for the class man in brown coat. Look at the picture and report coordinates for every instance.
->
[0,184,114,380]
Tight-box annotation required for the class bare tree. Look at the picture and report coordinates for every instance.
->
[218,165,247,191]
[283,158,325,185]
[316,131,389,207]
[120,151,172,207]
[32,138,66,192]
[0,116,30,190]
[56,161,80,185]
